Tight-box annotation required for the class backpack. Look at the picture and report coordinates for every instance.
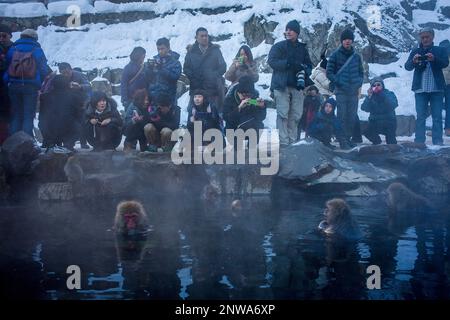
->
[8,47,37,79]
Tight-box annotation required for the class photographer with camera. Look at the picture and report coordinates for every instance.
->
[225,45,259,85]
[326,29,364,148]
[223,76,266,134]
[268,20,313,145]
[147,37,181,106]
[405,27,449,145]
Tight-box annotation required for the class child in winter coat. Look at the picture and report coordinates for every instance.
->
[308,97,350,149]
[299,85,322,138]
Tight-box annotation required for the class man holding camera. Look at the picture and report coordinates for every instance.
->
[405,27,449,145]
[268,20,313,145]
[326,29,364,147]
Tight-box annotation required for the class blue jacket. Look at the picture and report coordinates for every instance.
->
[120,61,148,105]
[404,43,449,92]
[361,78,398,122]
[308,108,344,141]
[3,38,50,88]
[223,84,266,130]
[268,39,313,91]
[148,50,182,100]
[326,46,364,95]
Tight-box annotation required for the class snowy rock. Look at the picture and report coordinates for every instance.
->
[277,139,403,195]
[91,77,112,97]
[1,131,40,176]
[244,14,278,48]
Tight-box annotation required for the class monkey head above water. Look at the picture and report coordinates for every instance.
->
[318,198,362,240]
[114,201,149,237]
[386,182,431,213]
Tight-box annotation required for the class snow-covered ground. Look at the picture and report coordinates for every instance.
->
[6,0,450,145]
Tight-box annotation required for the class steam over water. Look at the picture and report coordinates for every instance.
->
[0,193,449,300]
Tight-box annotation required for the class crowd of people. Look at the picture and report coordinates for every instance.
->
[0,22,449,152]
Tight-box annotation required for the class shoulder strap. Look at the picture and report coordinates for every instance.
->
[335,52,357,78]
[128,64,144,85]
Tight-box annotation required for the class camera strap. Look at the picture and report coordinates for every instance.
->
[129,64,145,86]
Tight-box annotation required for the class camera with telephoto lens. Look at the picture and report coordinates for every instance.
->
[296,70,306,90]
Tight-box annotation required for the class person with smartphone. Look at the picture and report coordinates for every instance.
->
[225,45,259,85]
[223,75,266,133]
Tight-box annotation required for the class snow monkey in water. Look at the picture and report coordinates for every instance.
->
[114,201,149,237]
[386,182,430,213]
[64,155,84,184]
[318,198,362,240]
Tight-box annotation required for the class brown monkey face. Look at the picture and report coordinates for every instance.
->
[123,212,139,231]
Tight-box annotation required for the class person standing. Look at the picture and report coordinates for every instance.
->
[183,27,227,112]
[405,27,449,145]
[4,29,50,137]
[439,40,450,137]
[268,20,313,145]
[326,29,364,147]
[121,47,148,112]
[0,24,13,144]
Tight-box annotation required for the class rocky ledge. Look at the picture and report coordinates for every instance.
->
[0,132,449,201]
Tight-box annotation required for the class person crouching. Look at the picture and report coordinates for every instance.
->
[123,89,151,152]
[361,77,398,145]
[308,97,351,149]
[143,93,180,152]
[84,91,123,151]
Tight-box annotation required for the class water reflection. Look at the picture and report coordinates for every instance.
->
[0,193,449,299]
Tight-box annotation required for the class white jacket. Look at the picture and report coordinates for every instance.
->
[310,65,333,96]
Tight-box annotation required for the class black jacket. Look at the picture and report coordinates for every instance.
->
[223,85,266,130]
[148,105,181,132]
[268,39,313,91]
[183,42,227,96]
[85,97,123,128]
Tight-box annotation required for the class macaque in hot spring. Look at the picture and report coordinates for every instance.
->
[386,182,430,213]
[114,200,148,237]
[318,198,362,240]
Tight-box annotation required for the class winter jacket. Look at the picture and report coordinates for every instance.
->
[69,70,91,99]
[39,86,84,141]
[3,38,50,88]
[147,50,182,100]
[326,46,364,95]
[443,64,450,85]
[300,95,323,131]
[183,42,227,96]
[310,65,333,96]
[148,105,180,132]
[223,84,266,130]
[268,39,313,91]
[85,97,123,128]
[361,78,398,122]
[224,61,259,84]
[123,102,151,128]
[308,108,345,142]
[187,101,221,132]
[404,43,449,91]
[121,61,148,106]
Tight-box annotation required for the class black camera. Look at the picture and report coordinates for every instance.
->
[296,70,306,90]
[419,55,428,62]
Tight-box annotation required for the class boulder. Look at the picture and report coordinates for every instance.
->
[1,131,40,176]
[91,78,112,97]
[277,139,402,195]
[244,14,278,48]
